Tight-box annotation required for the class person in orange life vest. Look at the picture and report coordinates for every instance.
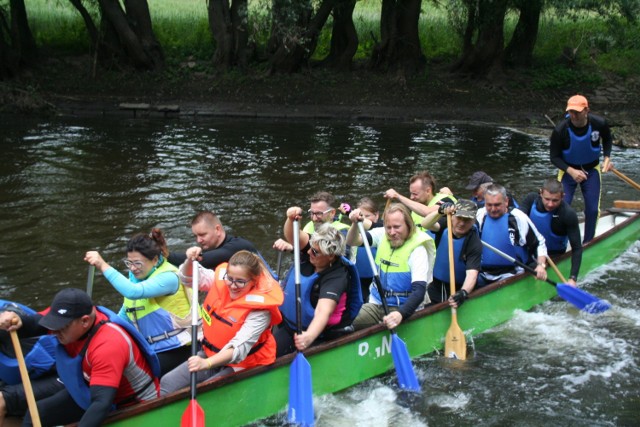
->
[0,288,159,427]
[84,228,193,376]
[160,250,283,396]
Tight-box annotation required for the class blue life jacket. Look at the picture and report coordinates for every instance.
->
[280,257,362,330]
[433,229,469,286]
[355,246,376,279]
[529,204,568,253]
[56,306,160,410]
[480,214,529,268]
[562,124,600,165]
[0,300,57,385]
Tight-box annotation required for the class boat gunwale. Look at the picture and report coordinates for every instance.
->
[104,209,640,424]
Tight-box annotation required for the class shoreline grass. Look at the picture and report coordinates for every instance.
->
[22,0,640,83]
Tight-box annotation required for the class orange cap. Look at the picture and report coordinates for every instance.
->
[566,95,589,112]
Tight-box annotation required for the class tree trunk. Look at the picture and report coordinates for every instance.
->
[504,0,543,67]
[451,0,509,77]
[208,0,249,70]
[0,6,19,79]
[320,0,358,71]
[268,0,335,74]
[370,0,425,75]
[70,0,164,71]
[10,0,36,63]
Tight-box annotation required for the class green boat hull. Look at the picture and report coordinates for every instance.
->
[106,211,639,427]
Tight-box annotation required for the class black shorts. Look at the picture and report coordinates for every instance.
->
[1,372,65,416]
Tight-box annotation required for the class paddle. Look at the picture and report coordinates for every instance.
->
[480,241,611,313]
[276,250,283,281]
[181,260,205,427]
[86,265,95,298]
[288,218,314,426]
[10,319,41,427]
[357,221,421,392]
[444,214,466,360]
[611,167,640,192]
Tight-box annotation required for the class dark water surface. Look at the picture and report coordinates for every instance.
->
[1,115,639,425]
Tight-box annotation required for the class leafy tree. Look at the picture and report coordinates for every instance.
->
[67,0,164,71]
[370,0,425,74]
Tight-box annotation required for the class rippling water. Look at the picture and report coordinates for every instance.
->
[1,115,639,425]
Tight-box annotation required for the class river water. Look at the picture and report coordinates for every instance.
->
[1,115,639,425]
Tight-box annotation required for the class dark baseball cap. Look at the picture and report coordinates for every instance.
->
[39,288,94,331]
[465,171,493,190]
[454,199,478,219]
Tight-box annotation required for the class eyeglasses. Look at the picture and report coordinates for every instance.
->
[123,259,145,270]
[310,247,323,257]
[308,208,332,218]
[223,273,251,288]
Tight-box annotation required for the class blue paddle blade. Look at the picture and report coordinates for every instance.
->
[556,283,611,313]
[391,334,421,392]
[288,352,314,426]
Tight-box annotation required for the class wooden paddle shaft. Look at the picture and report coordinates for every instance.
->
[612,168,640,192]
[546,256,568,283]
[9,327,42,427]
[447,214,456,297]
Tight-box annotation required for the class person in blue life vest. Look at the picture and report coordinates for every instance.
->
[167,210,259,270]
[420,199,482,308]
[464,171,519,209]
[0,301,62,426]
[346,203,436,331]
[84,228,193,375]
[477,184,548,287]
[518,178,582,287]
[384,170,457,233]
[273,214,362,357]
[550,94,614,244]
[160,250,284,396]
[352,197,384,302]
[273,191,349,253]
[0,288,159,427]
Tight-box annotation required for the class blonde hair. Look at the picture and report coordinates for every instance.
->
[228,250,274,292]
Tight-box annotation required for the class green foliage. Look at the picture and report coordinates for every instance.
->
[527,65,604,90]
[18,0,640,82]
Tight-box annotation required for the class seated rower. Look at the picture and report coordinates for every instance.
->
[0,300,61,426]
[346,203,435,331]
[84,228,193,375]
[0,288,160,426]
[518,177,582,286]
[477,184,547,286]
[421,200,482,307]
[352,197,384,302]
[273,212,362,357]
[160,250,283,395]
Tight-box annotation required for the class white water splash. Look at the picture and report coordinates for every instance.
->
[314,382,428,427]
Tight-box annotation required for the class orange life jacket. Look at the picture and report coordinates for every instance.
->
[200,263,283,369]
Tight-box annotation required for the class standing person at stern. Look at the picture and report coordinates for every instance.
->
[550,94,613,243]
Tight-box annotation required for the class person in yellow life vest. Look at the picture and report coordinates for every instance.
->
[84,228,193,375]
[384,170,457,233]
[159,250,284,396]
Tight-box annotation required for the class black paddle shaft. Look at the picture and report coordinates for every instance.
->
[481,241,558,287]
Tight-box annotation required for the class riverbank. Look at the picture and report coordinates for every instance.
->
[2,57,639,146]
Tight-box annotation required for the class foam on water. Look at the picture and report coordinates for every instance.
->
[314,381,428,426]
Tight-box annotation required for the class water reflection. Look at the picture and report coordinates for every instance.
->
[1,116,639,425]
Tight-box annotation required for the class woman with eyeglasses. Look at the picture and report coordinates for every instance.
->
[84,228,193,375]
[273,210,363,358]
[159,250,284,395]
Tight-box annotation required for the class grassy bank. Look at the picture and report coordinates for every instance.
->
[22,0,640,88]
